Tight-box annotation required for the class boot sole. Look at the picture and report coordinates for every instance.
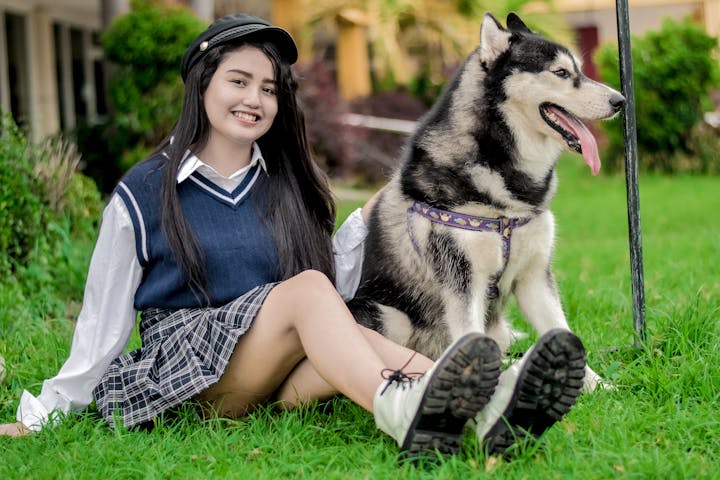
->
[401,333,501,459]
[482,329,586,456]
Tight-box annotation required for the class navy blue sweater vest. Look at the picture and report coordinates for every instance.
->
[115,154,282,309]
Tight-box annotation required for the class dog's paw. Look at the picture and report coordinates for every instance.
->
[583,366,615,392]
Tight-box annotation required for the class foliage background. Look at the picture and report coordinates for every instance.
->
[78,0,205,193]
[0,116,45,271]
[596,17,720,174]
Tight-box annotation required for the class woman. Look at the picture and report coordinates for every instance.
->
[0,14,504,459]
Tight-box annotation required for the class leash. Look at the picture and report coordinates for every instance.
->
[406,201,531,299]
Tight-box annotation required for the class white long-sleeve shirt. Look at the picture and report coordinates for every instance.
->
[16,148,368,431]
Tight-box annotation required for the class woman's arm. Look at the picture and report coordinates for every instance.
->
[9,195,142,433]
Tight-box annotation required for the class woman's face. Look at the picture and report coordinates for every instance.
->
[203,45,278,149]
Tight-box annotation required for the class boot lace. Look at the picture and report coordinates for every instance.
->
[379,353,423,395]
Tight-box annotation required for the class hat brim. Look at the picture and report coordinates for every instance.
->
[208,24,297,64]
[182,21,298,81]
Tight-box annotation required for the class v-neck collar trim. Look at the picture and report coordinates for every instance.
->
[187,163,262,207]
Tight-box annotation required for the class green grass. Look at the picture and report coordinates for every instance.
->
[2,158,719,479]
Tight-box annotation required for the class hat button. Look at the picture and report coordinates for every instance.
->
[199,41,209,51]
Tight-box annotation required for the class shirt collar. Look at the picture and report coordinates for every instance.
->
[175,142,267,184]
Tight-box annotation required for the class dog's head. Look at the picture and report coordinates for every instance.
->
[479,13,625,175]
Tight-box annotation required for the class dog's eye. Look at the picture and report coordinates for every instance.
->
[552,68,571,79]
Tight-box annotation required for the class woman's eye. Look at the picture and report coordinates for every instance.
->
[231,79,246,86]
[553,68,570,79]
[262,86,276,95]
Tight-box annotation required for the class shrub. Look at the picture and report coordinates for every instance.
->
[0,115,45,272]
[596,18,720,173]
[78,0,205,192]
[32,136,81,213]
[0,114,103,284]
[30,133,103,236]
[102,0,203,91]
[15,131,102,302]
[63,173,103,235]
[19,171,103,302]
[102,0,205,153]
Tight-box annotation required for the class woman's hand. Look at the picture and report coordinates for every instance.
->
[0,422,31,437]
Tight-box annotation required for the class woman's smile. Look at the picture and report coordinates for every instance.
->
[232,111,260,123]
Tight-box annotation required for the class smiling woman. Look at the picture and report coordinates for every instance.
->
[0,12,501,463]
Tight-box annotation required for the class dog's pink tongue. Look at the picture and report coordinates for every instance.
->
[553,108,601,175]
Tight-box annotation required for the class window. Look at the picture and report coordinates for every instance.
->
[53,21,104,131]
[4,12,29,127]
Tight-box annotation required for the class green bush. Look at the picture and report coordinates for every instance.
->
[0,114,103,287]
[102,0,205,145]
[32,136,81,213]
[79,0,205,192]
[17,184,102,305]
[103,0,203,91]
[596,17,720,173]
[0,115,45,272]
[61,172,103,239]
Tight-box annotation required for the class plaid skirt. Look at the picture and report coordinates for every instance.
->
[92,283,277,429]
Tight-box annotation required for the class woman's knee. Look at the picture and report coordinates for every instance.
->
[280,269,337,303]
[259,270,339,328]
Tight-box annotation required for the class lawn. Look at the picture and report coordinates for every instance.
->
[1,158,719,479]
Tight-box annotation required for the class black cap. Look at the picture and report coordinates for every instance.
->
[181,13,298,81]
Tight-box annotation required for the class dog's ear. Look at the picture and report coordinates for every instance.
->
[480,12,511,65]
[506,12,532,34]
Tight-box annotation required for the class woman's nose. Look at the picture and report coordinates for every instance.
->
[242,88,261,108]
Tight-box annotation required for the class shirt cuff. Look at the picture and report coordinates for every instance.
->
[17,390,52,432]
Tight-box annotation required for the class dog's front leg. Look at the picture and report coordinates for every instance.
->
[514,267,605,392]
[444,290,486,343]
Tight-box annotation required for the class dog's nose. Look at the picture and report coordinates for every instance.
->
[610,93,626,112]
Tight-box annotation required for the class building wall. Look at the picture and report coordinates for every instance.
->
[0,0,209,142]
[0,0,103,141]
[563,2,700,80]
[564,2,699,44]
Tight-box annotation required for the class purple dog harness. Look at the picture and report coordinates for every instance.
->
[406,201,531,299]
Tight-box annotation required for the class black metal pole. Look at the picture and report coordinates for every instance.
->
[615,0,647,346]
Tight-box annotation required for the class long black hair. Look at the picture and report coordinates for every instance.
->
[153,40,336,301]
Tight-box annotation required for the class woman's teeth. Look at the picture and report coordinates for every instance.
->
[233,112,258,122]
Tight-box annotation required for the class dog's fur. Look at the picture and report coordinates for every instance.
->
[348,13,624,391]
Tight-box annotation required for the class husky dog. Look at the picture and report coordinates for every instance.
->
[348,12,624,391]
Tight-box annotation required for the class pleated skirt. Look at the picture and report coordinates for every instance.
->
[92,283,277,428]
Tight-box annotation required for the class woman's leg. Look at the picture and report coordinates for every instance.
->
[271,359,336,408]
[273,326,433,408]
[196,270,431,416]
